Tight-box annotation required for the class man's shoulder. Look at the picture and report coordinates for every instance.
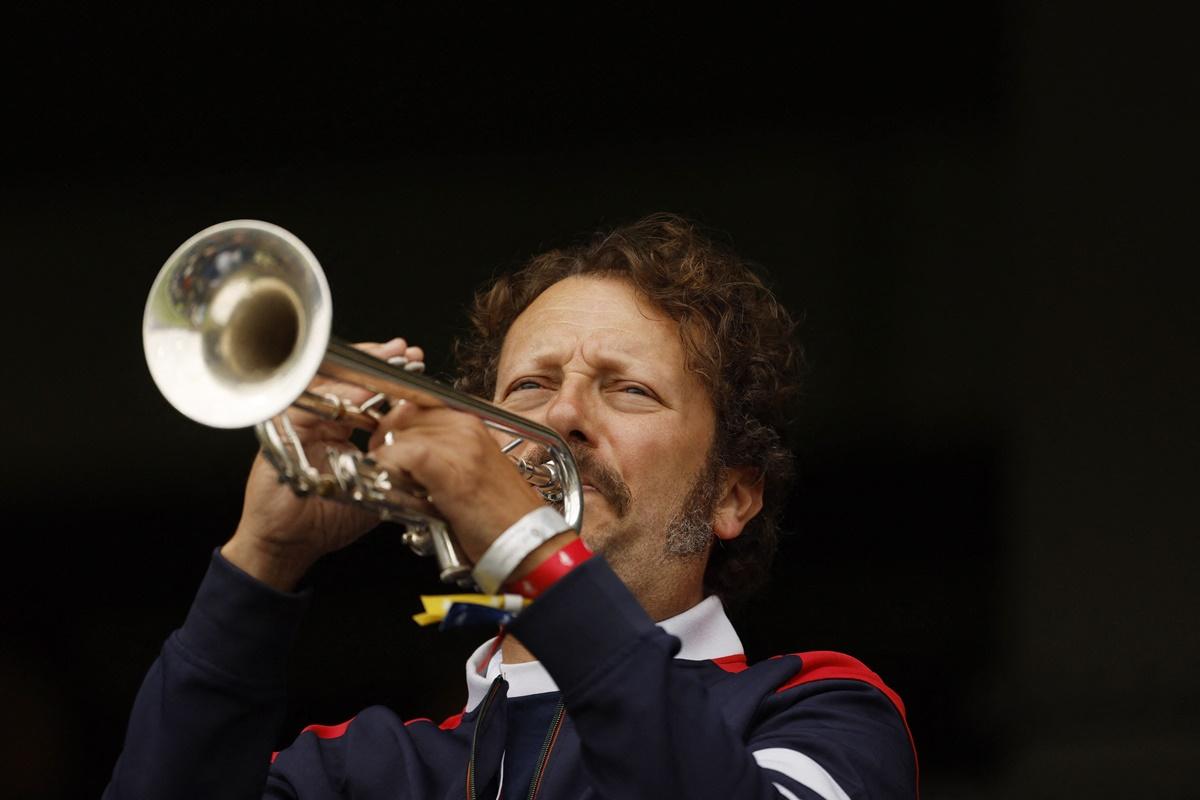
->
[698,649,911,735]
[765,650,906,713]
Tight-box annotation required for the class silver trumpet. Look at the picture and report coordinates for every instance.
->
[143,220,582,587]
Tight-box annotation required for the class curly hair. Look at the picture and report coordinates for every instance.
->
[453,213,803,605]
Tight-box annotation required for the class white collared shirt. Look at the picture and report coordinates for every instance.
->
[463,594,744,711]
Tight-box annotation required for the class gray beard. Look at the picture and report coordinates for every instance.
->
[664,457,723,558]
[538,440,723,562]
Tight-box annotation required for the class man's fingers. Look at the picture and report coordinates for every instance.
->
[280,407,356,441]
[282,336,426,439]
[367,399,420,450]
[366,402,481,450]
[385,344,426,373]
[354,337,410,358]
[297,337,417,410]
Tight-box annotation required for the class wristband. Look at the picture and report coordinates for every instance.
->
[506,536,593,599]
[472,506,570,594]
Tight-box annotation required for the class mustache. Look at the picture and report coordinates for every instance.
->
[525,443,631,517]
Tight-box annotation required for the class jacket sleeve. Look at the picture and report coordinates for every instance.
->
[103,550,317,800]
[507,557,917,800]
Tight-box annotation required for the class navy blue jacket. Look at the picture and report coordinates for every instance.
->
[105,551,917,799]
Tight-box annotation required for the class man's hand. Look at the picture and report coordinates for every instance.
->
[221,338,424,591]
[364,400,548,565]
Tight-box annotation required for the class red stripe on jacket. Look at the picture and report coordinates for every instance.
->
[776,651,904,714]
[271,717,357,763]
[711,654,749,673]
[776,650,920,798]
[300,719,356,739]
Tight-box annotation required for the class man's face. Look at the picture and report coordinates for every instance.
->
[494,275,720,602]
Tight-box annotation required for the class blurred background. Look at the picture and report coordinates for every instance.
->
[2,3,1196,798]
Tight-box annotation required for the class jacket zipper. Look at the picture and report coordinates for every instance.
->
[525,701,566,800]
[469,688,566,800]
[467,679,505,800]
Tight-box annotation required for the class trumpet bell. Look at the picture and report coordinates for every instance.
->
[143,219,583,587]
[143,220,333,429]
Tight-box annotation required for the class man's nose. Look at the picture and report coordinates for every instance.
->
[543,378,594,446]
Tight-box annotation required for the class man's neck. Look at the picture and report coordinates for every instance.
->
[500,634,537,664]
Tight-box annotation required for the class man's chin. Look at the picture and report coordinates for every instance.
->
[577,503,612,535]
[576,519,614,557]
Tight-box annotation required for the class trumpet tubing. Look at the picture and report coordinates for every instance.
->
[143,220,582,587]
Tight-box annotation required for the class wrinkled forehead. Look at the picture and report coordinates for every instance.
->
[497,275,695,377]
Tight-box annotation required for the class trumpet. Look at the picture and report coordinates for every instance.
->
[143,220,582,587]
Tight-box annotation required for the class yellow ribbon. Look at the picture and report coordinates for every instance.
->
[412,593,531,626]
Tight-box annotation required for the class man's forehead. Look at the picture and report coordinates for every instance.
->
[522,275,667,321]
[499,276,685,368]
[510,331,650,368]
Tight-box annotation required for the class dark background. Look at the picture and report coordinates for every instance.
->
[2,3,1196,798]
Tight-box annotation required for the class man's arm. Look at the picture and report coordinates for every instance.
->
[509,557,917,800]
[103,551,313,800]
[104,338,422,798]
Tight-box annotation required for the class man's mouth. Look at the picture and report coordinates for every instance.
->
[515,428,629,513]
[581,467,631,516]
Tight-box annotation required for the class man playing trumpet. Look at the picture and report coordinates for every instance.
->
[107,213,917,799]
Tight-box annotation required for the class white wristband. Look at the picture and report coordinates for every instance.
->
[472,506,570,594]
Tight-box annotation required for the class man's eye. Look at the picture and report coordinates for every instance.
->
[620,385,652,397]
[513,380,543,391]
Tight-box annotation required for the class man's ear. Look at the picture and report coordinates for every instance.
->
[712,466,765,542]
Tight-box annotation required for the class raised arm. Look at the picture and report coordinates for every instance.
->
[105,338,421,800]
[103,551,310,800]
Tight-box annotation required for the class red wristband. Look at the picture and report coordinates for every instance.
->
[506,537,593,599]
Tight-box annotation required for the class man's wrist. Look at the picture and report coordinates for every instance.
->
[220,534,316,593]
[505,534,591,598]
[471,507,573,593]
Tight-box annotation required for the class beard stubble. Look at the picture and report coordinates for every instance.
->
[525,441,721,560]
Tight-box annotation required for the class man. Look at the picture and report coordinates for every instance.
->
[106,213,917,799]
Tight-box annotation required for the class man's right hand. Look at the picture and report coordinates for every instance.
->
[221,337,424,591]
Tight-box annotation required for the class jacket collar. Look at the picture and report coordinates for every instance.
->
[464,594,743,711]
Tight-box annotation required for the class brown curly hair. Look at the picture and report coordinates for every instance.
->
[453,213,803,605]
